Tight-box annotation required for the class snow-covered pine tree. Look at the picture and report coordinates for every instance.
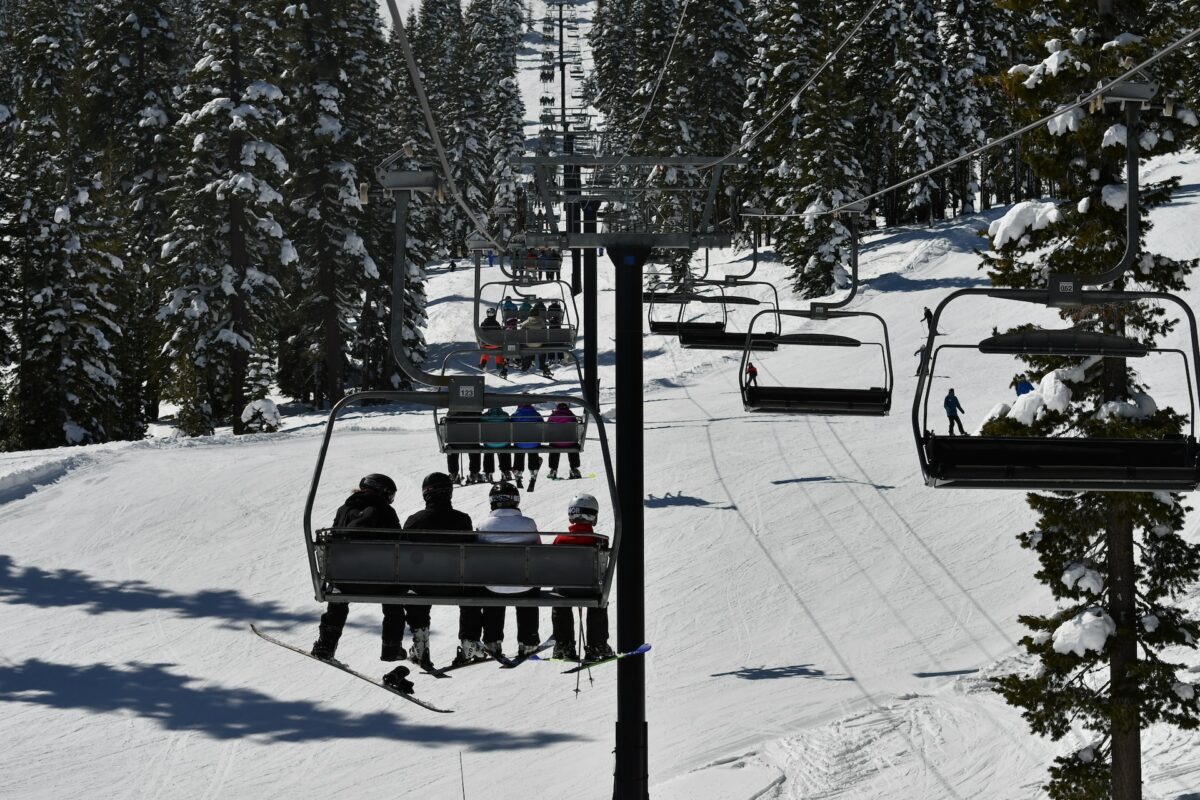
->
[1,1,128,451]
[982,2,1200,795]
[741,0,867,297]
[0,1,18,427]
[889,0,952,222]
[158,1,296,436]
[479,0,525,242]
[276,0,385,408]
[589,0,637,152]
[80,0,183,438]
[352,23,432,390]
[443,4,490,257]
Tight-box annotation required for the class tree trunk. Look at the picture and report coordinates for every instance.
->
[228,17,248,435]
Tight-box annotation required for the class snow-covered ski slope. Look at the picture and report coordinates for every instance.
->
[4,152,1200,799]
[6,0,1200,793]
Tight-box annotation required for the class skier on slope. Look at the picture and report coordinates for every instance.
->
[462,482,542,660]
[745,362,759,387]
[310,473,414,693]
[401,473,473,670]
[551,493,615,662]
[546,402,583,480]
[944,388,967,436]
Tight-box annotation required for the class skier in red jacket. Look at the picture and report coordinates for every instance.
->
[551,493,615,661]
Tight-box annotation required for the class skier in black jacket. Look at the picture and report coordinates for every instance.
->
[311,473,413,693]
[401,473,474,670]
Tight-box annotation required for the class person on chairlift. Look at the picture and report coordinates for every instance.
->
[551,493,615,663]
[479,308,505,375]
[745,362,759,387]
[520,306,552,378]
[501,295,518,321]
[402,473,474,671]
[310,473,414,694]
[944,388,967,436]
[511,403,544,488]
[518,297,533,321]
[547,402,583,479]
[466,482,542,660]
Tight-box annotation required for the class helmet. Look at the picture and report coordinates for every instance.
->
[486,307,497,317]
[359,473,397,497]
[421,472,454,503]
[567,493,600,525]
[556,402,570,411]
[490,481,520,510]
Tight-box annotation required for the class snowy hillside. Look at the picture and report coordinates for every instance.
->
[4,0,1200,796]
[3,149,1200,799]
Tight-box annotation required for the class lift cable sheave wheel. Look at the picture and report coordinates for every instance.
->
[302,388,621,609]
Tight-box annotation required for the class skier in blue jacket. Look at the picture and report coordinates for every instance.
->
[944,389,967,435]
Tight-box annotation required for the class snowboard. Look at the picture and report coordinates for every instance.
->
[250,624,453,713]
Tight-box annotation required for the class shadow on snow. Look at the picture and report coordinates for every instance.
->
[710,663,854,682]
[0,659,586,748]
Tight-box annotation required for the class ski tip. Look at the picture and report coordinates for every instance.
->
[636,643,651,654]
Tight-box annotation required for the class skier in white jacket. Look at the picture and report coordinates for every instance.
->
[471,482,542,657]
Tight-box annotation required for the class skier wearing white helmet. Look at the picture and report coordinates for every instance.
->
[551,493,614,662]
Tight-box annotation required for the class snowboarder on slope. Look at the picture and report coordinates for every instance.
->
[470,482,542,658]
[944,389,967,435]
[745,362,759,387]
[401,473,473,670]
[551,493,615,662]
[310,473,413,693]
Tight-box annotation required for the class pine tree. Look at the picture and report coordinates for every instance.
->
[443,5,490,256]
[277,0,386,408]
[1,1,127,450]
[479,0,525,241]
[158,1,295,436]
[80,0,183,438]
[982,2,1200,795]
[589,0,637,152]
[0,1,19,428]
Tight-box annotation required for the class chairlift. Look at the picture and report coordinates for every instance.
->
[736,203,893,414]
[475,267,580,356]
[914,290,1200,490]
[303,379,620,608]
[676,280,782,351]
[647,288,727,336]
[739,309,893,414]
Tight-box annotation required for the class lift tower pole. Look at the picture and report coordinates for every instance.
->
[607,240,653,800]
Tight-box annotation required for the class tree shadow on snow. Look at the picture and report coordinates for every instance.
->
[770,476,895,490]
[710,664,854,682]
[912,668,979,678]
[0,554,311,628]
[0,659,584,749]
[644,492,736,510]
[866,272,989,294]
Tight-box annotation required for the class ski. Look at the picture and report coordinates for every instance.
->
[547,473,595,481]
[250,624,454,713]
[527,472,538,492]
[492,636,555,669]
[532,643,651,674]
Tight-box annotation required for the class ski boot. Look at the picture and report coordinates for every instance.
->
[499,367,508,379]
[483,640,504,660]
[527,471,538,492]
[408,628,433,670]
[449,472,462,486]
[547,469,558,480]
[515,473,524,488]
[541,368,553,379]
[552,641,578,661]
[382,665,414,694]
[501,470,515,482]
[380,639,406,662]
[518,642,540,658]
[568,468,583,480]
[470,471,485,485]
[585,643,616,662]
[311,625,341,661]
[451,639,486,667]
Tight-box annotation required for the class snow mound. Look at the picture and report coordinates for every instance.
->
[988,201,1062,249]
[1053,608,1115,657]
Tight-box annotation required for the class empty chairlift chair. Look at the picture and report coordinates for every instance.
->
[646,287,728,336]
[303,378,620,608]
[676,281,782,351]
[913,290,1200,491]
[739,309,894,415]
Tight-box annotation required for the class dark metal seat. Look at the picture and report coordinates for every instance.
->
[318,528,610,607]
[745,386,891,415]
[476,326,577,353]
[680,330,779,351]
[922,434,1200,491]
[438,417,585,453]
[648,320,725,335]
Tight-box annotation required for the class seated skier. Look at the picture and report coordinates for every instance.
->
[551,493,615,662]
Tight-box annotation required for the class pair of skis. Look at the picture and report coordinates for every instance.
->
[530,643,652,673]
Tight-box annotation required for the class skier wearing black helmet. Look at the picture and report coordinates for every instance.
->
[400,473,474,670]
[460,482,542,660]
[310,473,414,693]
